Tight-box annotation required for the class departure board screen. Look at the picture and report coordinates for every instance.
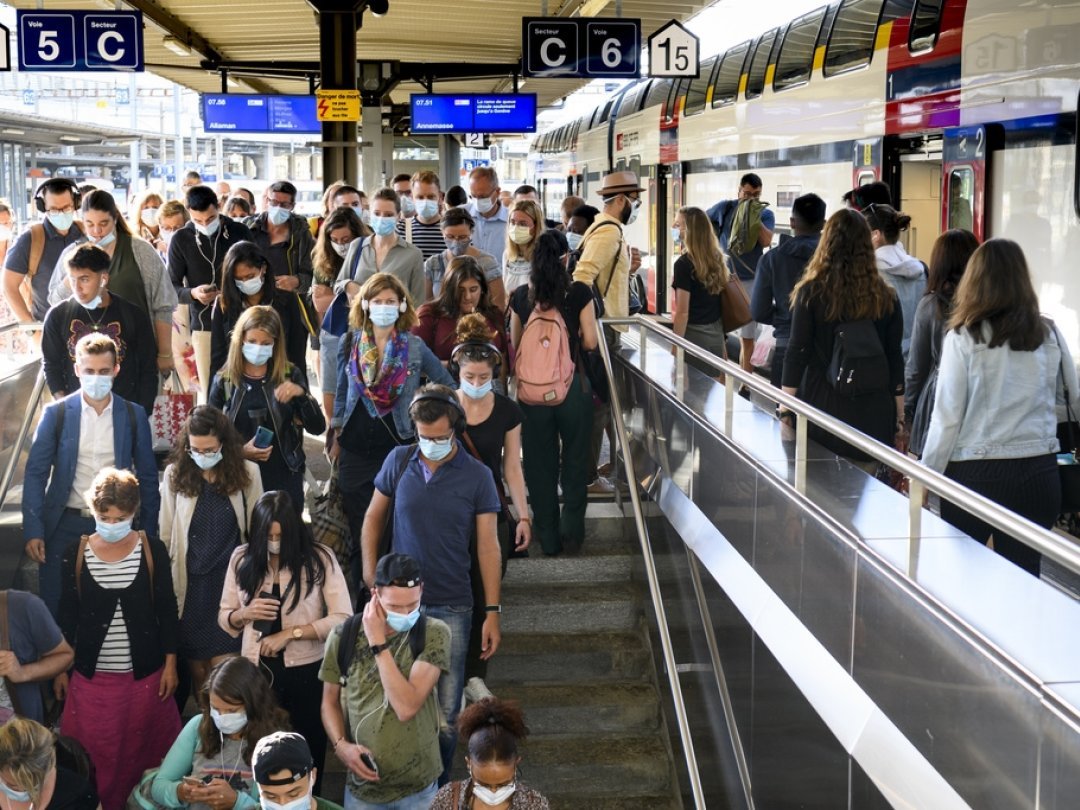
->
[202,94,320,134]
[410,94,538,133]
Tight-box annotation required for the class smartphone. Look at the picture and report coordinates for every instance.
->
[182,775,211,785]
[252,591,278,636]
[360,752,379,776]
[253,426,274,449]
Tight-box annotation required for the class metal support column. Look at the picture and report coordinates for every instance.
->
[312,1,363,188]
[437,135,461,190]
[360,102,383,191]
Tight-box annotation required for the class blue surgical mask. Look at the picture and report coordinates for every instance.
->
[671,226,681,244]
[445,238,470,257]
[210,707,248,735]
[473,195,496,215]
[261,787,312,810]
[350,204,365,221]
[235,275,264,296]
[419,435,454,462]
[47,211,75,231]
[566,232,583,251]
[194,217,220,238]
[267,206,291,227]
[91,230,116,248]
[81,373,113,401]
[81,291,104,311]
[415,199,439,220]
[242,342,274,366]
[385,606,421,633]
[461,379,493,399]
[96,518,132,543]
[368,303,400,328]
[370,215,397,237]
[626,198,641,226]
[0,781,30,803]
[400,196,416,217]
[189,449,223,470]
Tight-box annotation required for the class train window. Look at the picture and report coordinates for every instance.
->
[909,0,945,51]
[824,0,885,76]
[712,41,751,107]
[683,56,718,116]
[745,29,779,99]
[622,81,650,113]
[644,78,673,110]
[947,167,974,232]
[664,77,689,122]
[598,99,616,124]
[774,7,826,92]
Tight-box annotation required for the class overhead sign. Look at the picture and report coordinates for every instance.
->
[648,19,699,78]
[201,94,320,134]
[0,24,10,72]
[463,133,485,148]
[522,17,640,79]
[411,94,537,134]
[315,89,361,122]
[17,10,143,72]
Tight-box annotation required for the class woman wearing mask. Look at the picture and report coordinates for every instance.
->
[425,208,503,307]
[509,231,598,556]
[208,306,325,512]
[160,406,262,697]
[331,273,454,579]
[209,241,310,383]
[564,204,598,253]
[128,190,165,253]
[335,188,425,308]
[453,315,530,702]
[429,697,550,810]
[920,239,1078,575]
[158,200,190,261]
[502,200,546,298]
[864,204,926,359]
[904,229,979,458]
[218,491,351,796]
[671,206,729,374]
[49,189,178,374]
[313,207,369,424]
[149,656,289,808]
[0,718,98,810]
[780,209,905,468]
[414,256,507,365]
[57,467,181,810]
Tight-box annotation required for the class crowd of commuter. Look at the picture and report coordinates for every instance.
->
[0,156,1071,808]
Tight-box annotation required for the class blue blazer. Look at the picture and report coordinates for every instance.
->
[23,392,160,542]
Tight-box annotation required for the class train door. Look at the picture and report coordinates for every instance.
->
[897,146,942,263]
[942,124,1002,243]
[650,161,681,315]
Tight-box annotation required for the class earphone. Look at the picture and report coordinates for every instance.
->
[34,178,81,213]
[410,389,467,435]
[448,341,502,380]
[360,298,408,313]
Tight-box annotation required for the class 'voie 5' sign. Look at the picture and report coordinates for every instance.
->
[18,10,143,72]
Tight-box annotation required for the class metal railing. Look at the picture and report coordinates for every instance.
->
[605,315,1080,577]
[0,323,46,513]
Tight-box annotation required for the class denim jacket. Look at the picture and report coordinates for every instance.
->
[921,321,1080,472]
[333,330,455,439]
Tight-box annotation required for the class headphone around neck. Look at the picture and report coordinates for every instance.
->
[409,389,467,436]
[448,340,502,380]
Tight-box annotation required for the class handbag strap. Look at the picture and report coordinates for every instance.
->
[450,781,461,810]
[0,592,24,723]
[1051,322,1078,455]
[461,429,512,516]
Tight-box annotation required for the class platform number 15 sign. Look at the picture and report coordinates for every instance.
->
[648,20,699,79]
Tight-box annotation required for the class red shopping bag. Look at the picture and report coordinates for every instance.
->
[151,371,194,453]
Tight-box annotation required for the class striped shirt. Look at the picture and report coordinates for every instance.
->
[396,218,446,261]
[84,542,142,673]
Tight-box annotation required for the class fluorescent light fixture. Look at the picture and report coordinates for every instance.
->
[163,36,192,57]
[59,135,81,143]
[2,129,25,135]
[577,0,611,17]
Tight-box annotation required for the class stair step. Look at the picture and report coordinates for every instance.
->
[490,631,654,683]
[513,732,674,796]
[545,795,681,810]
[501,595,640,635]
[489,681,663,735]
[504,553,634,586]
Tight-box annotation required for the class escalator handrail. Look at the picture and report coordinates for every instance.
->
[0,323,46,513]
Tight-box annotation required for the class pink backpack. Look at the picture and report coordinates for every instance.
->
[515,303,574,405]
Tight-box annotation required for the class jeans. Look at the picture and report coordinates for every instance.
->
[343,780,438,810]
[423,603,472,784]
[42,509,94,617]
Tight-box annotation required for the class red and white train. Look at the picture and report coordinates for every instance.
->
[528,0,1080,350]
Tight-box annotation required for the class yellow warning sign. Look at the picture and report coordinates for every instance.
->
[315,89,361,122]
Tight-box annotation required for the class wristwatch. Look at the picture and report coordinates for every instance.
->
[292,626,304,640]
[484,605,502,614]
[369,642,390,656]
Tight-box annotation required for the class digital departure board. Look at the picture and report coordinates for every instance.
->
[201,94,320,134]
[410,94,538,134]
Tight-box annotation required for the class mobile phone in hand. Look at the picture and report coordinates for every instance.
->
[252,591,279,636]
[360,751,379,776]
[253,426,274,449]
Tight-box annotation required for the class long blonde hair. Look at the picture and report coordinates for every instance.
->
[347,272,419,332]
[505,199,546,263]
[222,305,290,385]
[679,206,728,295]
[0,718,56,802]
[791,208,895,321]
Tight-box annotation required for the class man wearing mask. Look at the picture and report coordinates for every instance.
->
[466,167,508,265]
[23,332,159,615]
[332,185,367,223]
[42,245,158,413]
[395,171,445,260]
[2,179,85,325]
[253,732,344,810]
[246,180,315,296]
[168,185,253,402]
[320,555,448,809]
[392,173,416,221]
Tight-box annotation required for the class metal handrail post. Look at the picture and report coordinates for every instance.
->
[596,318,708,808]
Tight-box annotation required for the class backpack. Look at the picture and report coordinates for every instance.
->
[727,198,769,258]
[515,303,575,406]
[335,612,427,689]
[827,319,890,398]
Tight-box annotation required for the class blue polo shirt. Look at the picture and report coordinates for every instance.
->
[465,202,509,266]
[374,444,501,607]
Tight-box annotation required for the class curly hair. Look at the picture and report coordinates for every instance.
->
[85,467,139,517]
[167,405,251,497]
[458,697,530,764]
[791,208,895,322]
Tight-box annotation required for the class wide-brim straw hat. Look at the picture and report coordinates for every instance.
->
[596,170,645,197]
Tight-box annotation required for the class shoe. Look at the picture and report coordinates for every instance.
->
[738,385,752,400]
[597,462,615,477]
[587,477,616,495]
[464,677,495,703]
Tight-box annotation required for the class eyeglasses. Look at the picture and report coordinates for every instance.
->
[444,236,471,244]
[46,206,75,216]
[268,198,295,210]
[189,446,223,457]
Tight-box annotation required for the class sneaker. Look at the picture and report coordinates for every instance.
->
[587,477,616,495]
[464,677,495,703]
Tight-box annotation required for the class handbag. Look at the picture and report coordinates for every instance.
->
[310,463,352,578]
[150,371,195,454]
[719,274,752,333]
[461,432,520,550]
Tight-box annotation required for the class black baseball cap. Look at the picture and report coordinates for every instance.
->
[252,732,314,785]
[375,553,423,588]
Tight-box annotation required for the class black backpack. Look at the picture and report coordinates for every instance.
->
[335,611,427,688]
[827,319,889,397]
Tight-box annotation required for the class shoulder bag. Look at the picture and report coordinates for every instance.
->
[719,274,752,333]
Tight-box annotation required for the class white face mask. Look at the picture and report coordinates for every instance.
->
[509,225,532,245]
[331,241,351,258]
[141,208,159,227]
[472,783,517,806]
[260,785,311,810]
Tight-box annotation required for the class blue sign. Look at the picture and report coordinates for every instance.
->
[17,11,143,72]
[462,159,492,173]
[522,17,640,79]
[201,94,320,134]
[411,94,537,134]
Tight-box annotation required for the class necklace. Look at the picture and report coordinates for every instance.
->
[220,732,245,781]
[80,298,108,330]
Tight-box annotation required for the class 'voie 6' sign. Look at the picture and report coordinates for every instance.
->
[522,17,640,79]
[18,11,143,72]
